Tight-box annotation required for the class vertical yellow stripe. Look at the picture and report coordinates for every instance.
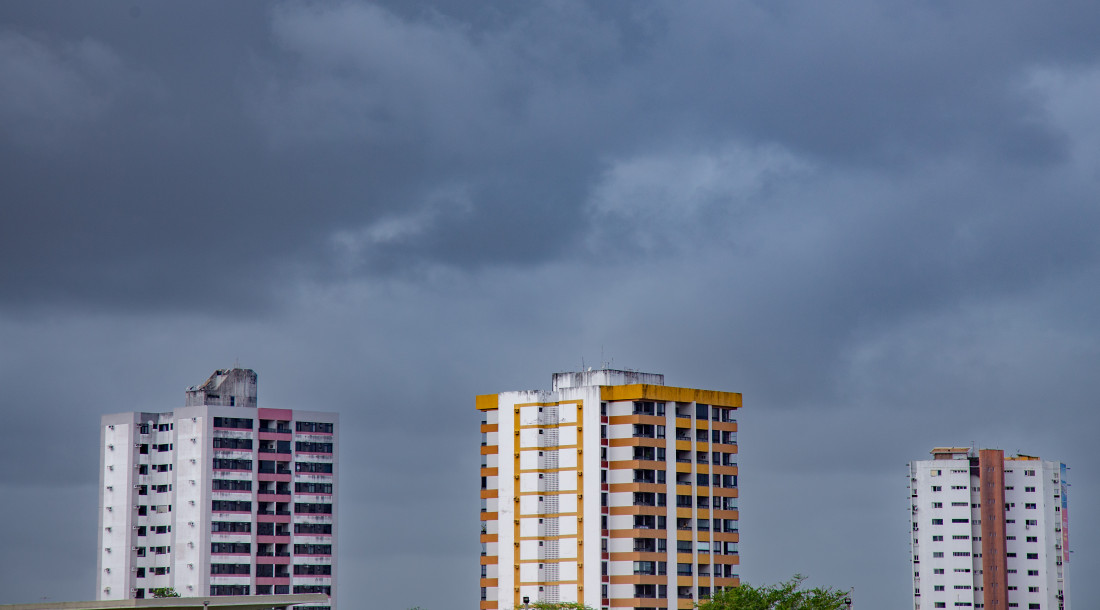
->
[576,400,584,606]
[513,405,521,609]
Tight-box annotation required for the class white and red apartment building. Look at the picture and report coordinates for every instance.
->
[478,369,741,610]
[97,368,338,609]
[910,447,1070,610]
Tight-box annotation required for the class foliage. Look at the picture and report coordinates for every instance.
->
[150,587,181,598]
[525,604,594,610]
[696,575,850,610]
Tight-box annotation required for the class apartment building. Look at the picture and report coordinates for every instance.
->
[909,448,1069,610]
[478,369,741,610]
[97,368,338,609]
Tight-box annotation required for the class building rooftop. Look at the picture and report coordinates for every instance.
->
[551,368,665,390]
[184,368,258,408]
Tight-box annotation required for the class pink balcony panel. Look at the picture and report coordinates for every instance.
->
[257,514,292,523]
[256,577,291,586]
[256,555,291,565]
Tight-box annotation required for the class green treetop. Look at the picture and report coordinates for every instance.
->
[697,575,851,610]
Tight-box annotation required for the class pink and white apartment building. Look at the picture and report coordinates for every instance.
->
[97,368,338,609]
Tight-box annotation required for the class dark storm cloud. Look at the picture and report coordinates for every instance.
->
[3,1,1099,313]
[3,1,1100,608]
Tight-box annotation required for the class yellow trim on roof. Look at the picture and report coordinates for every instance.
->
[600,384,742,408]
[476,394,499,411]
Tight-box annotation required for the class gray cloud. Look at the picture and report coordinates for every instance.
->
[2,1,1100,608]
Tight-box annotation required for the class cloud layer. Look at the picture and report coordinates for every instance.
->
[2,1,1100,608]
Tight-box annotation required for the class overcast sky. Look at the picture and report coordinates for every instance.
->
[2,1,1099,608]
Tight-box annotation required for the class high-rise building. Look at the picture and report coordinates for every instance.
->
[909,447,1070,610]
[97,368,338,609]
[477,369,741,610]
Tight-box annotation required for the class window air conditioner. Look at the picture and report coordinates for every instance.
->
[134,443,141,448]
[104,568,111,573]
[131,546,139,551]
[188,521,195,526]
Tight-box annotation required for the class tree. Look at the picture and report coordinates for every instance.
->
[524,604,593,610]
[696,575,851,610]
[149,587,181,598]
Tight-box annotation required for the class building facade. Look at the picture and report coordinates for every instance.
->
[97,369,338,609]
[478,369,741,610]
[909,447,1070,610]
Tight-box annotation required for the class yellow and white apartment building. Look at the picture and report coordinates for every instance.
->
[478,369,741,610]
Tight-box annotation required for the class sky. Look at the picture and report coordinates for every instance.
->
[1,1,1099,608]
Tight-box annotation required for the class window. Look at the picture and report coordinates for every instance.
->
[1027,570,1039,576]
[1025,503,1037,509]
[211,500,251,512]
[1025,470,1035,476]
[294,523,332,535]
[935,603,945,608]
[212,437,252,450]
[951,518,969,523]
[296,421,334,433]
[932,519,944,525]
[294,502,333,514]
[295,462,333,474]
[1026,519,1038,526]
[1025,486,1035,492]
[953,552,971,557]
[932,502,943,508]
[1028,587,1039,593]
[212,521,251,533]
[296,441,333,453]
[293,586,331,595]
[933,569,944,575]
[952,535,970,540]
[951,501,968,506]
[934,586,945,591]
[932,486,942,492]
[295,482,333,494]
[210,563,250,575]
[1026,536,1037,543]
[213,417,253,430]
[211,585,250,596]
[1026,553,1038,559]
[213,479,252,491]
[932,552,944,558]
[932,536,943,541]
[212,458,252,471]
[293,564,332,576]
